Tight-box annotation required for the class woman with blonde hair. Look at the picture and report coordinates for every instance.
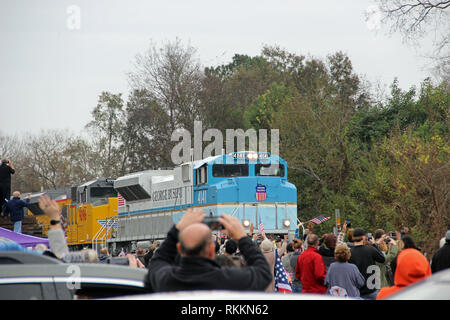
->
[324,243,365,298]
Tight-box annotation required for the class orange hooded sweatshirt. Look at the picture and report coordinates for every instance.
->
[376,248,431,300]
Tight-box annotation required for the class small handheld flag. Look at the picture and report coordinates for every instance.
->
[310,215,331,225]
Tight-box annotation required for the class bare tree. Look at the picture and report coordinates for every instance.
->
[374,0,450,80]
[127,38,204,167]
[128,38,203,134]
[377,1,449,38]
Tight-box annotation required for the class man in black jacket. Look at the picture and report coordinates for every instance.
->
[146,208,272,293]
[0,159,15,215]
[5,191,30,233]
[349,228,385,300]
[431,230,450,274]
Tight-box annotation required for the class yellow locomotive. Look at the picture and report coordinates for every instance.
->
[27,178,118,250]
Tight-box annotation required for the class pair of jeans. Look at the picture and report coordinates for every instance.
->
[13,220,22,233]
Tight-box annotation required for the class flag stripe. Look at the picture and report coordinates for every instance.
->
[118,193,125,206]
[311,216,330,224]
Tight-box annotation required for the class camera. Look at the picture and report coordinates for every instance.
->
[367,233,373,240]
[345,219,351,228]
[202,217,224,230]
[385,236,391,243]
[255,234,264,246]
[390,232,396,238]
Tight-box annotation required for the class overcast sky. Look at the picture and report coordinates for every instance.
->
[0,0,438,137]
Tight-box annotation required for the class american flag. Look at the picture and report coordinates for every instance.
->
[311,215,330,225]
[274,249,292,293]
[60,214,68,235]
[259,222,264,235]
[118,193,125,207]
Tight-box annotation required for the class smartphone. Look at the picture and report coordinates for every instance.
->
[202,217,223,230]
[345,219,351,228]
[367,233,373,240]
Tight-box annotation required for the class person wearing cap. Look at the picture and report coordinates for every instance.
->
[348,228,385,300]
[431,230,450,274]
[260,236,287,292]
[376,247,431,299]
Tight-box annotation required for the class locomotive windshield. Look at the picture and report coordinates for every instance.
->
[90,187,117,198]
[212,164,249,177]
[255,164,285,177]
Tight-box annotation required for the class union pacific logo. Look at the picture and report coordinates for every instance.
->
[255,184,267,201]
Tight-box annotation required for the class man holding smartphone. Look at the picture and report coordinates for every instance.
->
[146,208,272,293]
[0,158,15,215]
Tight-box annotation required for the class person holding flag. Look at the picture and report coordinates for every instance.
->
[260,235,288,292]
[275,249,293,293]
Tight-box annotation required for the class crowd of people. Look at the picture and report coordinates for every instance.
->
[0,158,449,299]
[143,210,450,300]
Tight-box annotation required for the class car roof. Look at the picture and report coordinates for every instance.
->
[0,263,148,282]
[0,251,62,265]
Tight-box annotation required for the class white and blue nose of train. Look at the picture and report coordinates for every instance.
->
[191,152,297,235]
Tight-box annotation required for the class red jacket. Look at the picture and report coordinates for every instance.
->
[295,246,327,294]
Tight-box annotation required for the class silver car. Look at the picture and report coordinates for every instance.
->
[0,262,149,299]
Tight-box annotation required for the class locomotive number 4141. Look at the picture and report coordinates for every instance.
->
[197,190,207,204]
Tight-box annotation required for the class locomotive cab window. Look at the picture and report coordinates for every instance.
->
[255,164,285,177]
[196,165,208,185]
[212,164,249,177]
[90,187,117,198]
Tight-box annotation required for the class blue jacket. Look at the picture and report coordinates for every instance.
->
[0,241,38,254]
[5,197,30,222]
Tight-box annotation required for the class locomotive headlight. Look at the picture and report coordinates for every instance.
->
[283,219,291,228]
[247,152,258,161]
[242,219,251,228]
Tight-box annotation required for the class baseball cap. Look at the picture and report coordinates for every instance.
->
[261,239,274,252]
[353,228,366,237]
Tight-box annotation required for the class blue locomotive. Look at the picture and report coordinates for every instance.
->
[106,151,297,251]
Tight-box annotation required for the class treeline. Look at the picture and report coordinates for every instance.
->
[1,39,448,257]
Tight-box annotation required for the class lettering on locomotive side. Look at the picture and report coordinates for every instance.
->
[152,187,183,202]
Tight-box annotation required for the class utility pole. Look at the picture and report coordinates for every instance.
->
[334,208,341,235]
